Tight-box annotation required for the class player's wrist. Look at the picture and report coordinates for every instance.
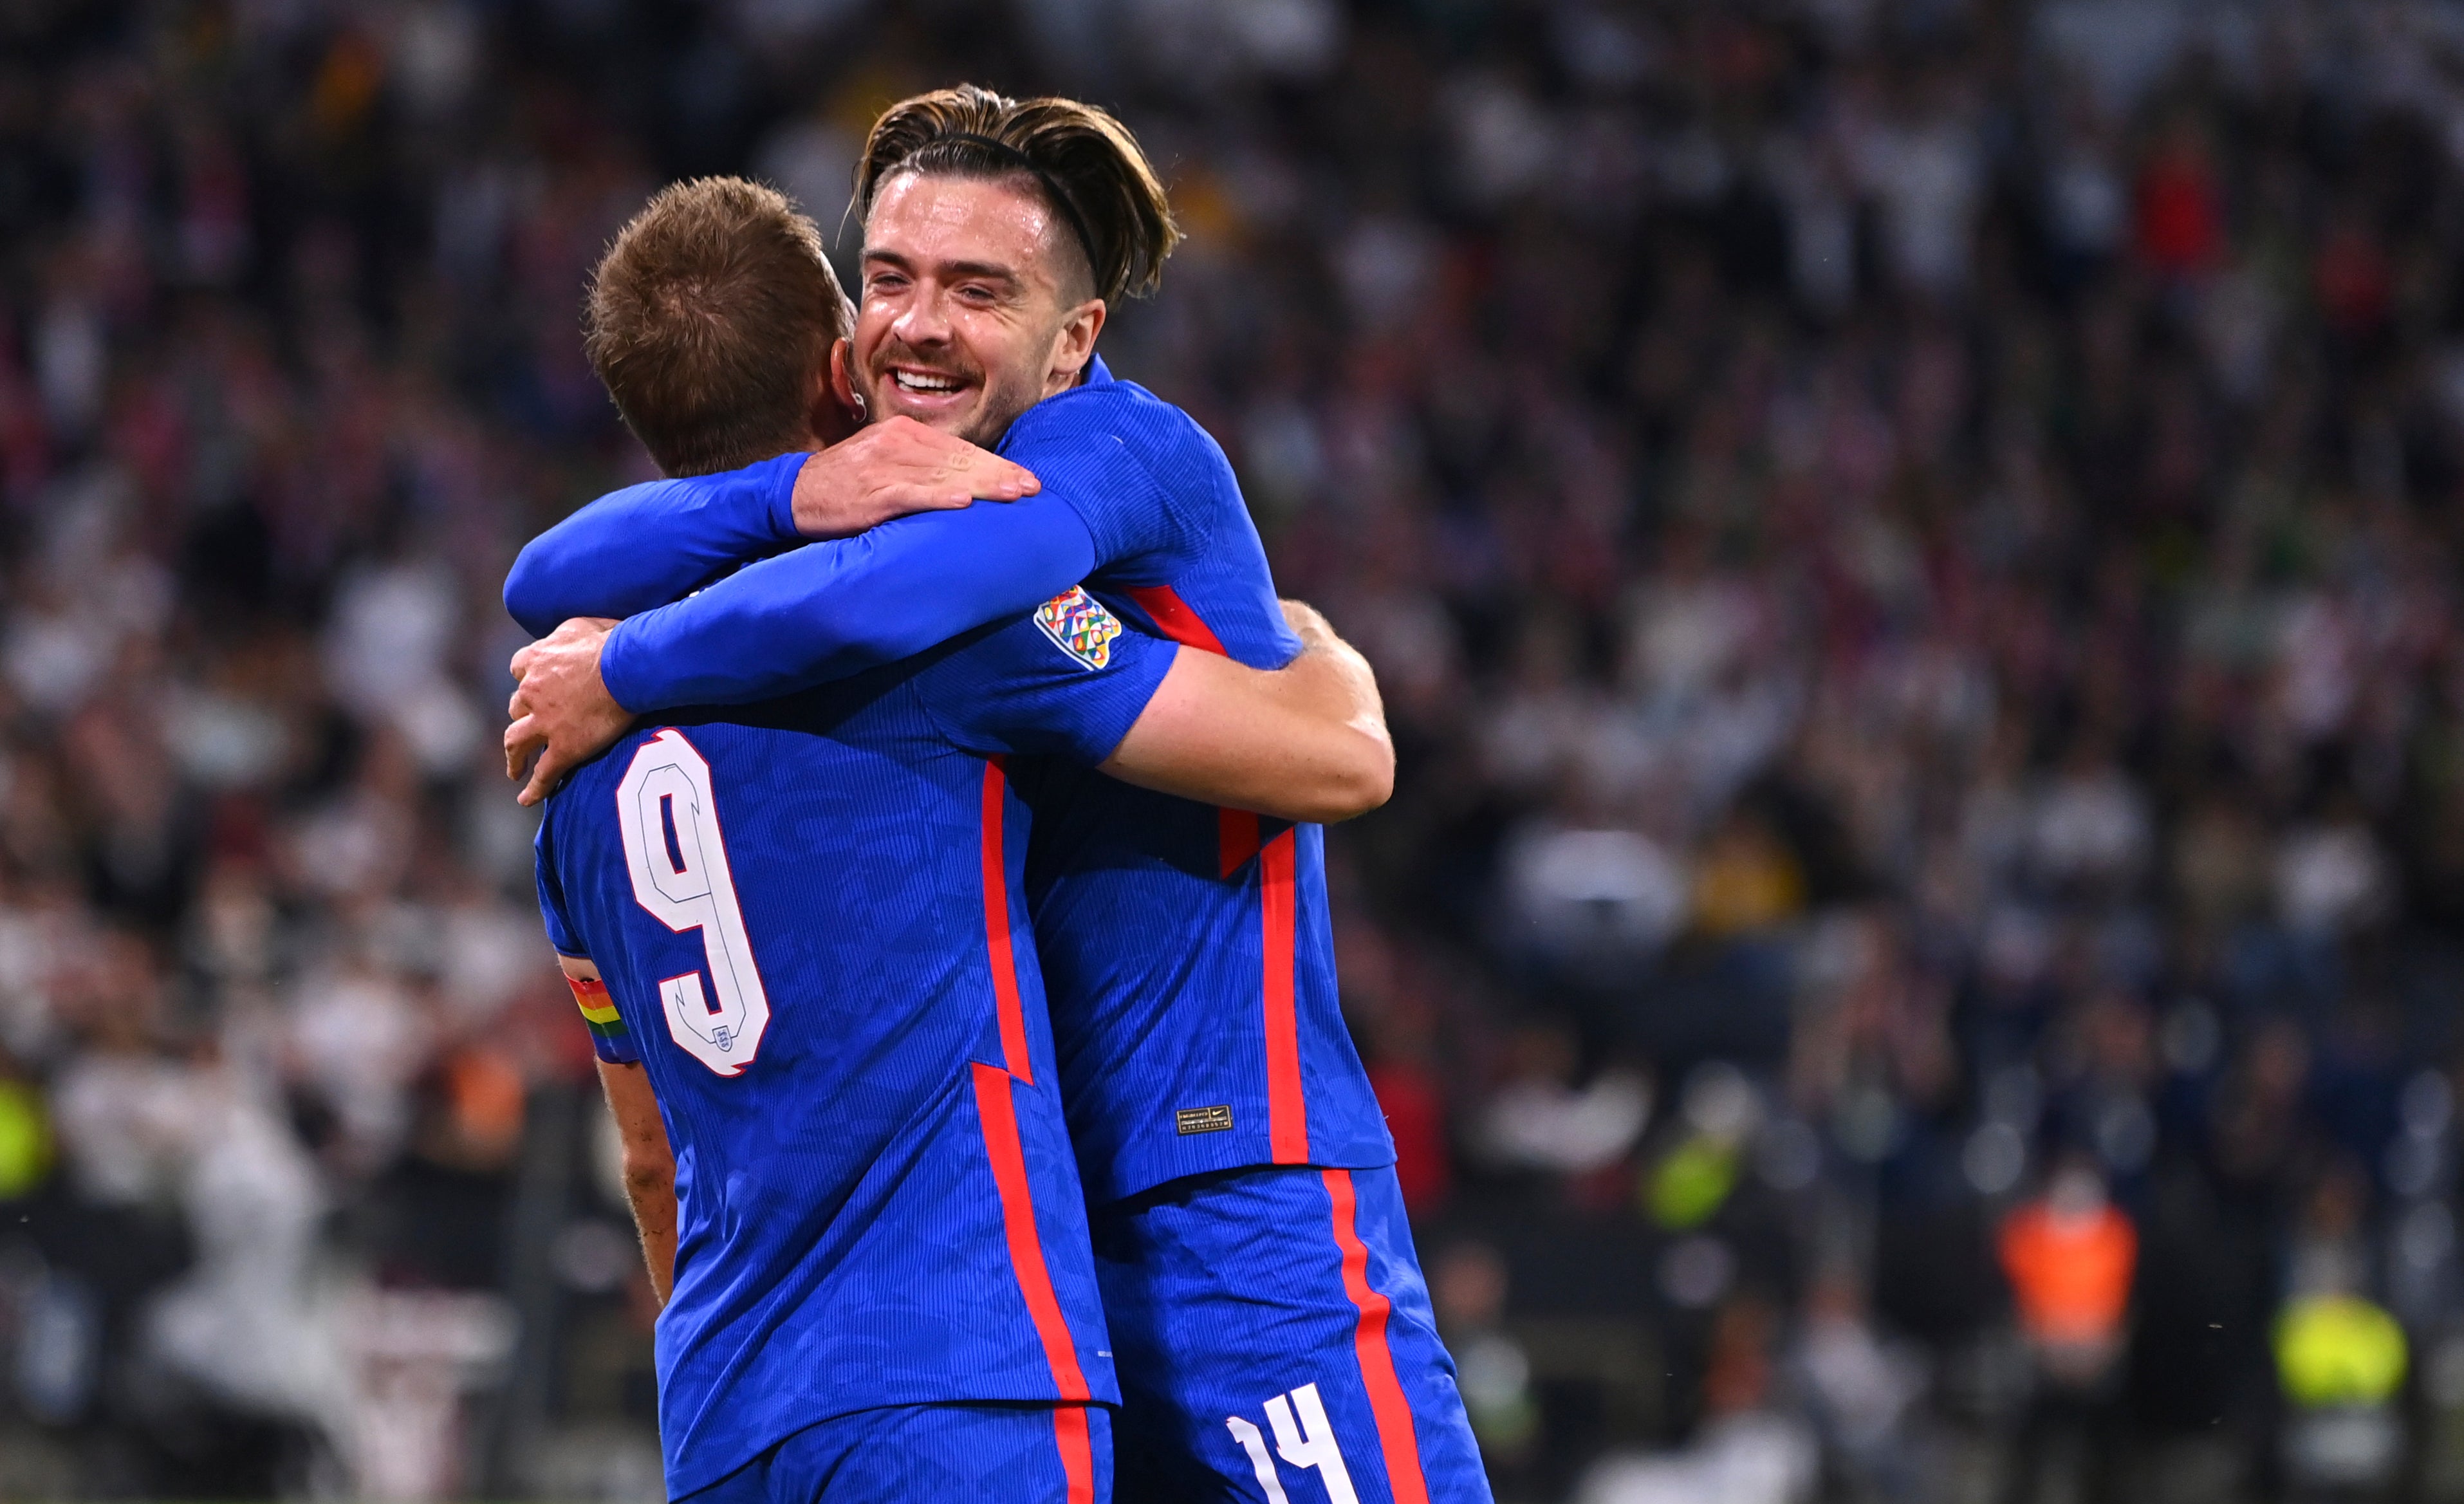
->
[763,450,811,541]
[596,617,655,716]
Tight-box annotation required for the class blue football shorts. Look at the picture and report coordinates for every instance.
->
[1091,1164,1492,1504]
[676,1400,1113,1504]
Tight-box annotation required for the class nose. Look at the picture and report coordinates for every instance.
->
[893,284,953,349]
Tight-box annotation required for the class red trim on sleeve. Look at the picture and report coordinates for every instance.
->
[980,758,1033,1084]
[1324,1169,1432,1504]
[972,1063,1095,1407]
[1263,827,1308,1163]
[1124,584,1228,656]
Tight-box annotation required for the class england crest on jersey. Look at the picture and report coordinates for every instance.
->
[1034,586,1122,671]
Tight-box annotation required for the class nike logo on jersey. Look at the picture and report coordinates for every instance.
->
[1176,1104,1234,1135]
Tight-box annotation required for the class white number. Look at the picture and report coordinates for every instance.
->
[616,729,770,1076]
[1226,1383,1357,1504]
[1227,1417,1292,1504]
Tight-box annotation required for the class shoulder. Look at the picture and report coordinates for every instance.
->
[1003,377,1227,479]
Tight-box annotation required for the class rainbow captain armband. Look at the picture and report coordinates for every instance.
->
[566,972,636,1064]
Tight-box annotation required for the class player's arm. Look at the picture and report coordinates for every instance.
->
[504,497,1102,803]
[600,1057,677,1308]
[1103,600,1393,824]
[584,405,1185,712]
[597,493,1100,709]
[562,953,678,1306]
[501,419,1041,637]
[505,411,1200,803]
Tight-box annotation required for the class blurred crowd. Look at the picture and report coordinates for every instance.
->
[4,0,2464,1500]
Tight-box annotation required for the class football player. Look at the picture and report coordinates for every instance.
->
[526,176,1391,1504]
[508,89,1490,1504]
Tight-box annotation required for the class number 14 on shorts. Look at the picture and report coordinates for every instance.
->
[1227,1382,1358,1504]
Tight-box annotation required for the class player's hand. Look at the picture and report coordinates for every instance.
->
[506,617,631,806]
[790,416,1040,537]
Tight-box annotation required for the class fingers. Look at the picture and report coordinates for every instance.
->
[511,642,537,678]
[958,453,1038,501]
[884,416,1039,499]
[505,715,543,783]
[519,740,573,808]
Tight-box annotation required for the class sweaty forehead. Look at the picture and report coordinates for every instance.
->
[867,171,1090,293]
[871,173,1057,260]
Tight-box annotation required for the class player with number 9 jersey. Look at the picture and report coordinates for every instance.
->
[532,609,1175,1504]
[517,357,1491,1504]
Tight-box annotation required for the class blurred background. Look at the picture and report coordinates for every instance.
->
[3,0,2464,1500]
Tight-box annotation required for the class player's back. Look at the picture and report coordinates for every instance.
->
[995,373,1396,1203]
[533,640,1131,1497]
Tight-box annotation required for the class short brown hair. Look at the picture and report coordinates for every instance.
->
[855,86,1181,304]
[584,178,849,476]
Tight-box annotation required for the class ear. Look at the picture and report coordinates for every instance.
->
[809,341,863,443]
[829,339,864,417]
[1047,299,1108,389]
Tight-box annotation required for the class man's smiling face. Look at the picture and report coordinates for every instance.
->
[853,171,1103,448]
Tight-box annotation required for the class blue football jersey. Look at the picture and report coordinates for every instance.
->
[532,609,1169,1497]
[507,359,1399,1209]
[994,371,1398,1202]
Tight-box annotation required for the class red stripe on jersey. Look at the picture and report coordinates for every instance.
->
[1120,586,1308,1152]
[979,758,1032,1083]
[1263,827,1308,1162]
[1324,1169,1432,1504]
[1124,584,1228,656]
[972,1063,1094,1405]
[1051,1405,1097,1504]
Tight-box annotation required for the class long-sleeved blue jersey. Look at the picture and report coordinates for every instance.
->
[535,611,1172,1496]
[510,359,1396,1203]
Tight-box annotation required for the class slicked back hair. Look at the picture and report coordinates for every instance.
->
[855,85,1181,304]
[585,178,850,477]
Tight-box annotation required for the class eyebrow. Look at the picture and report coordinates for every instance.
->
[862,248,1023,287]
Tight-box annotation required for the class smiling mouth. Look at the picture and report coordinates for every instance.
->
[889,369,968,396]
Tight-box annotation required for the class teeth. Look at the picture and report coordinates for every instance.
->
[894,371,959,393]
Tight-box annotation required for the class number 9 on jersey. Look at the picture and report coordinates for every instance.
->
[616,729,772,1076]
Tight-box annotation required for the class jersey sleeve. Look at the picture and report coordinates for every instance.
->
[596,494,1098,712]
[502,452,804,638]
[997,396,1210,572]
[913,589,1178,765]
[550,383,1205,713]
[534,815,638,1066]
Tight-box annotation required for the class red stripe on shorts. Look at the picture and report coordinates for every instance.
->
[1050,1403,1095,1504]
[1324,1168,1431,1504]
